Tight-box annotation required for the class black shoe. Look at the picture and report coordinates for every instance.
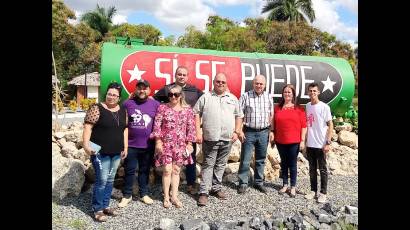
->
[254,184,268,193]
[237,185,248,194]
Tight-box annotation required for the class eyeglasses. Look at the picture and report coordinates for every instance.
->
[168,92,181,98]
[176,73,187,77]
[215,80,226,84]
[106,93,119,98]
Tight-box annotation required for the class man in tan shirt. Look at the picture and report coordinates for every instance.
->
[193,72,243,206]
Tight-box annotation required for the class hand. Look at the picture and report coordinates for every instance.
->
[299,141,305,152]
[83,145,95,156]
[269,131,274,144]
[196,133,203,144]
[186,143,194,153]
[155,141,163,155]
[323,144,331,154]
[232,132,238,142]
[237,131,245,143]
[121,149,128,160]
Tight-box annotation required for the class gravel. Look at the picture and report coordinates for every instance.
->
[52,175,357,229]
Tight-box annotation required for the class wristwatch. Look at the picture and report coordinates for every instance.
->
[326,140,332,145]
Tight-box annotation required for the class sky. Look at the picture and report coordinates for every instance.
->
[64,0,357,48]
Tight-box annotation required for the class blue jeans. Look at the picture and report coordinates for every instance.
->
[91,153,121,213]
[276,143,299,187]
[185,143,197,186]
[122,147,154,198]
[238,129,269,186]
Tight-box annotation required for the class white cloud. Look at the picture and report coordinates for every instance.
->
[112,14,127,25]
[63,0,357,44]
[67,10,81,25]
[334,0,358,14]
[312,0,357,43]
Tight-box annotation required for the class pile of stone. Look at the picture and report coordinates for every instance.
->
[157,204,358,230]
[51,121,358,200]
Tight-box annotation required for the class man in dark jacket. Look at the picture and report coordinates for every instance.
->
[154,66,203,195]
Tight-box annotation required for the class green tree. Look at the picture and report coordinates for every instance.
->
[262,0,315,23]
[80,4,117,40]
[157,35,175,46]
[110,23,161,45]
[176,25,207,48]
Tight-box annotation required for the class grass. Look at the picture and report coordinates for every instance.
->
[68,218,88,230]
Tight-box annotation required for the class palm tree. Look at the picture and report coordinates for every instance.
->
[80,4,117,39]
[261,0,315,23]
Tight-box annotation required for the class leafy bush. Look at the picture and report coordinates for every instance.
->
[69,100,78,112]
[79,98,96,111]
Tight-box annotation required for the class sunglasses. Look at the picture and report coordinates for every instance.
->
[176,73,187,77]
[215,80,226,84]
[168,92,181,98]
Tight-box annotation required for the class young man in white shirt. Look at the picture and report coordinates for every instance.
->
[304,83,333,203]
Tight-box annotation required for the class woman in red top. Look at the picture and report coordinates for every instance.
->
[273,84,307,197]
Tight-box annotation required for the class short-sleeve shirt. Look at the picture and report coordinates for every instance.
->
[273,105,307,144]
[84,103,127,155]
[305,101,332,148]
[193,91,243,141]
[122,98,160,148]
[239,90,274,129]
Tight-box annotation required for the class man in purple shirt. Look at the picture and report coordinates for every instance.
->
[118,79,160,207]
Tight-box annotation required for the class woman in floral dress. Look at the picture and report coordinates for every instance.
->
[150,84,196,208]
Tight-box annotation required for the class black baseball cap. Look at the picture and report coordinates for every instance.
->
[136,79,150,87]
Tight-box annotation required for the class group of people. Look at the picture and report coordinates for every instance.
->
[82,66,333,222]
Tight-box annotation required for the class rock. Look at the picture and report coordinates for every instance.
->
[69,121,83,130]
[330,222,342,230]
[331,129,338,141]
[85,163,95,183]
[319,223,332,230]
[196,146,204,164]
[321,203,336,216]
[73,148,89,162]
[64,130,83,143]
[345,205,358,215]
[335,117,344,123]
[284,221,294,230]
[302,215,321,229]
[249,217,260,229]
[61,142,78,158]
[196,164,202,177]
[180,219,210,230]
[159,218,176,230]
[344,214,358,226]
[291,213,304,225]
[318,214,331,224]
[338,131,358,149]
[61,125,68,130]
[335,123,353,132]
[222,173,238,184]
[52,143,61,157]
[225,162,240,174]
[55,131,65,139]
[228,140,241,162]
[263,219,272,230]
[52,153,85,200]
[52,135,57,143]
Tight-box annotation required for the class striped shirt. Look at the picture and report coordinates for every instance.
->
[239,90,274,130]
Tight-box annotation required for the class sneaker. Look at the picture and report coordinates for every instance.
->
[254,184,268,193]
[317,193,327,203]
[140,195,154,205]
[210,190,227,200]
[118,196,132,208]
[304,191,317,200]
[198,194,208,206]
[237,185,248,194]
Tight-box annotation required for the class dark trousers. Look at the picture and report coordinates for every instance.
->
[122,146,154,198]
[306,147,328,194]
[185,143,197,186]
[276,143,299,187]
